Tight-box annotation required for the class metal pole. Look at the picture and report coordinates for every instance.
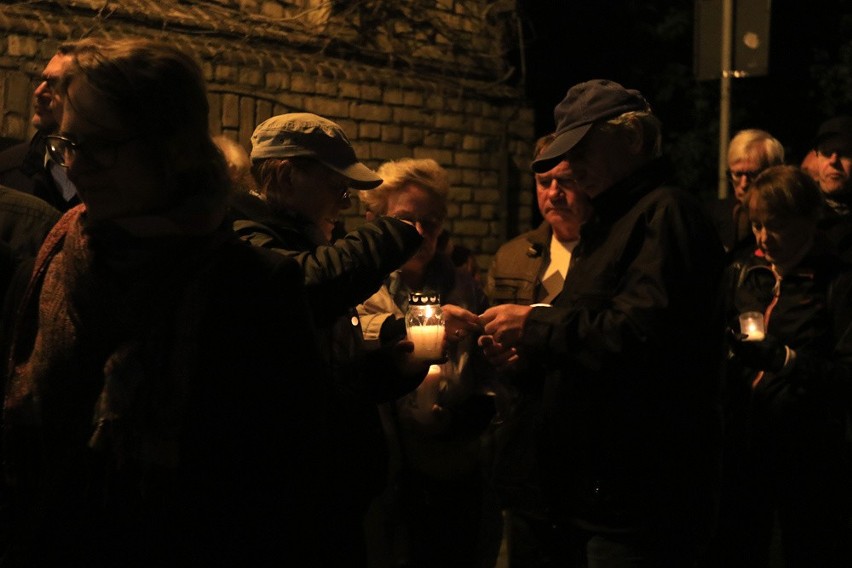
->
[718,0,734,199]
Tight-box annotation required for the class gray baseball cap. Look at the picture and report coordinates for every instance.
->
[250,112,382,189]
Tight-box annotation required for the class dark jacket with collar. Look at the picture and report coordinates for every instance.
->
[725,239,852,442]
[485,221,552,307]
[520,157,726,535]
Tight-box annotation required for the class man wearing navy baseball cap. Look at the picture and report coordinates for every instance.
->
[478,80,726,565]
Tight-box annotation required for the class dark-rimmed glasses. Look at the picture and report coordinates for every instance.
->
[46,134,137,170]
[727,169,761,184]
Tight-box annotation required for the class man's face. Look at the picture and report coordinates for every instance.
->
[816,134,852,197]
[561,126,634,200]
[288,159,352,242]
[32,53,72,132]
[535,160,592,242]
[728,154,765,203]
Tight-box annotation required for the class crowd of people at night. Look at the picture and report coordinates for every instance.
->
[0,36,849,568]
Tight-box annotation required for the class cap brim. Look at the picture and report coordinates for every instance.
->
[531,123,593,173]
[324,161,383,190]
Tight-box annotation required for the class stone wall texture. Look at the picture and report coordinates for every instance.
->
[0,0,538,269]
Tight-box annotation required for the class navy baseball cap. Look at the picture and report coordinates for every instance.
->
[532,80,650,173]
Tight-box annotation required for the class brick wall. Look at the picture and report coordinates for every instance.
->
[0,0,538,271]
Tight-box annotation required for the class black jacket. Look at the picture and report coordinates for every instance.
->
[229,193,425,541]
[521,158,726,534]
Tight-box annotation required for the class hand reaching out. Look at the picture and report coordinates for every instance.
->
[479,304,534,347]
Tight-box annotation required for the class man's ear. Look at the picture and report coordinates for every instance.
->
[274,159,295,190]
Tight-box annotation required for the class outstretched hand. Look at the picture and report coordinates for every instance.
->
[442,304,484,344]
[479,304,533,347]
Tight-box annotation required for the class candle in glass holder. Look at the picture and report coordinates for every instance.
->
[407,325,445,359]
[406,292,445,361]
[738,311,766,342]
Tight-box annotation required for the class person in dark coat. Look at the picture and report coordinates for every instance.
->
[232,112,431,566]
[477,79,726,566]
[714,165,852,567]
[0,38,330,567]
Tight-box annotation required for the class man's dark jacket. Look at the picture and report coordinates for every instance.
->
[520,158,726,539]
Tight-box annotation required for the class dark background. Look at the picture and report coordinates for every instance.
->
[519,0,852,198]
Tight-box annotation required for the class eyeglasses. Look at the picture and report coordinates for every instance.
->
[727,169,762,183]
[46,134,137,170]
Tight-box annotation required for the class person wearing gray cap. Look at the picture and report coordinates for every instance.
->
[476,80,726,565]
[229,112,434,565]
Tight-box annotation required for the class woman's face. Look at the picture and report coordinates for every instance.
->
[59,76,172,222]
[384,185,444,271]
[748,192,816,267]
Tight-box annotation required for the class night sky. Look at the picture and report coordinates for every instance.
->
[521,1,852,173]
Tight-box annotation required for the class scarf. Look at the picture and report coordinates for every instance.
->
[4,204,232,470]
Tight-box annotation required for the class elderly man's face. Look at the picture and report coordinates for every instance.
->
[562,126,635,199]
[816,134,852,197]
[535,160,592,242]
[728,153,766,203]
[32,53,72,132]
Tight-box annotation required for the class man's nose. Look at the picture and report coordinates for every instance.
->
[545,180,563,198]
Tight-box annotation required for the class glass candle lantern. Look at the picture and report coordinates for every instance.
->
[738,310,766,342]
[406,292,445,361]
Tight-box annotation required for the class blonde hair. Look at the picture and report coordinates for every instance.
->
[359,158,449,220]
